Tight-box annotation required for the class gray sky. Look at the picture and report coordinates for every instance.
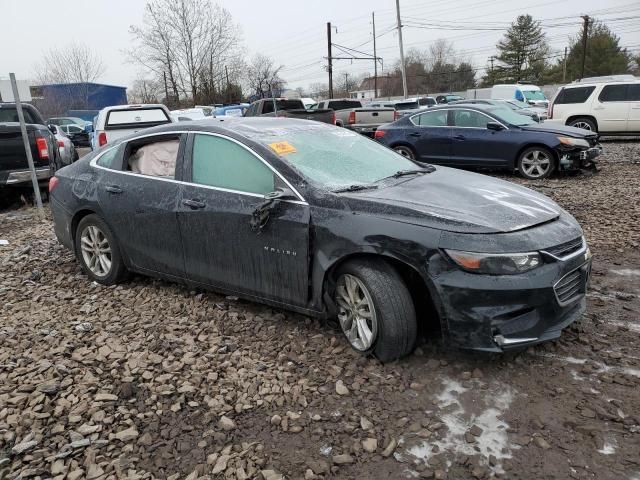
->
[3,0,639,92]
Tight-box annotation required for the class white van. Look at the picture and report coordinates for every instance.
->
[491,84,548,108]
[94,104,174,148]
[548,77,640,134]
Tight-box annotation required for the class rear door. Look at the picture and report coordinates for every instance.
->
[177,132,311,306]
[407,109,452,164]
[449,109,512,167]
[94,133,186,278]
[594,84,630,132]
[626,84,640,133]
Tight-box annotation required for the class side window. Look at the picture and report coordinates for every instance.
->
[124,135,181,178]
[96,146,121,169]
[452,110,490,128]
[628,84,640,101]
[262,101,274,115]
[191,134,275,195]
[414,110,448,127]
[555,86,596,104]
[599,84,628,102]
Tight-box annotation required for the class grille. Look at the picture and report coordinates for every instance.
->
[544,237,584,259]
[554,268,584,305]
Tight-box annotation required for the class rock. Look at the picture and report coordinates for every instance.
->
[381,438,397,457]
[12,440,37,455]
[211,455,230,475]
[138,433,153,446]
[534,437,551,449]
[206,453,218,465]
[360,416,374,430]
[306,460,330,474]
[114,426,139,442]
[434,470,447,480]
[37,381,60,394]
[581,409,596,418]
[218,415,236,431]
[51,460,66,475]
[420,469,435,478]
[471,466,488,479]
[332,454,354,465]
[472,368,484,379]
[489,455,498,467]
[362,438,378,453]
[86,463,104,479]
[465,432,476,443]
[270,414,282,426]
[70,438,91,448]
[95,393,118,402]
[67,469,85,480]
[335,380,349,396]
[305,469,317,479]
[469,425,483,437]
[261,469,284,480]
[410,382,424,390]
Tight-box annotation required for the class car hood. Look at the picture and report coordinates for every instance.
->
[520,122,595,138]
[345,167,562,234]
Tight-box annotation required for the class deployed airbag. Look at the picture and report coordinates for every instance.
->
[129,140,179,177]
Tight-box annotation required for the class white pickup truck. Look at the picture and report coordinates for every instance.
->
[93,104,174,148]
[315,99,396,136]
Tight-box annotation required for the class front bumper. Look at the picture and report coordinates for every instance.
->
[559,145,601,170]
[430,243,592,352]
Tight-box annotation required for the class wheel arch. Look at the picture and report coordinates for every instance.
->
[566,115,598,131]
[515,143,559,172]
[71,209,99,248]
[321,252,443,335]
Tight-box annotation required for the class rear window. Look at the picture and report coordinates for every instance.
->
[395,101,419,110]
[0,107,36,123]
[105,108,170,128]
[262,100,304,114]
[554,86,596,104]
[327,101,362,110]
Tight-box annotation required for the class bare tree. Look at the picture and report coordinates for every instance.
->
[128,0,242,105]
[246,54,284,99]
[129,78,163,104]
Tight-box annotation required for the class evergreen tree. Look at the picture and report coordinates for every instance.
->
[494,15,550,83]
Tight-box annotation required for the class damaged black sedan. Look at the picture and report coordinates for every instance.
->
[49,118,592,361]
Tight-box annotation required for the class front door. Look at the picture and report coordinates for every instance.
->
[595,84,630,133]
[449,109,511,167]
[408,109,452,164]
[95,134,186,278]
[627,84,640,133]
[177,132,311,306]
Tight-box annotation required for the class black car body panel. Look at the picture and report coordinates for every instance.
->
[50,119,590,352]
[377,104,600,172]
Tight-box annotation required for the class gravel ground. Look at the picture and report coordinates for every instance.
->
[1,141,639,480]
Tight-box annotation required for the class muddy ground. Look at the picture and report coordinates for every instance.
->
[1,141,639,480]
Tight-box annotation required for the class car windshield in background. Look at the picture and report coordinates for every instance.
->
[395,101,419,110]
[523,90,546,101]
[486,107,536,126]
[257,126,416,190]
[105,108,171,128]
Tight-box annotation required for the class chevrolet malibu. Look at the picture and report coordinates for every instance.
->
[49,118,592,361]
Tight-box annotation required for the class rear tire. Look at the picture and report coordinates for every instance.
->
[393,145,416,160]
[74,214,127,285]
[517,146,555,180]
[334,259,417,362]
[568,117,597,132]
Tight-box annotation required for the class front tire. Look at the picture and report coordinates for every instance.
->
[334,259,417,362]
[517,146,555,180]
[74,214,127,285]
[393,145,416,160]
[568,117,597,132]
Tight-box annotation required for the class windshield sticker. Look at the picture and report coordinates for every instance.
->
[268,141,297,155]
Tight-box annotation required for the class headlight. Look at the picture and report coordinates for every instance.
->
[445,250,542,275]
[557,136,589,148]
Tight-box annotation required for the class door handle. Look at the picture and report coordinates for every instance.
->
[105,185,123,194]
[408,132,422,137]
[183,199,206,209]
[453,134,466,140]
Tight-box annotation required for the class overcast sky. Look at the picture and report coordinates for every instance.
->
[2,0,639,92]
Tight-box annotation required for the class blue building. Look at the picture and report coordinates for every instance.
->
[34,82,127,117]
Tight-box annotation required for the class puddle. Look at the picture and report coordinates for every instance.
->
[610,269,640,277]
[399,378,516,473]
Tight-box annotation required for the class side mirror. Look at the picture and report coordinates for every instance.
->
[264,187,297,201]
[48,124,57,134]
[487,122,505,131]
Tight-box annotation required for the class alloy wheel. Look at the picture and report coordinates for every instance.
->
[572,121,592,131]
[80,225,112,277]
[394,147,415,160]
[335,274,378,351]
[521,149,551,178]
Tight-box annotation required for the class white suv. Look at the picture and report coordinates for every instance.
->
[94,104,173,148]
[548,77,640,134]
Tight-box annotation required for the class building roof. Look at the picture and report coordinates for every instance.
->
[36,82,127,90]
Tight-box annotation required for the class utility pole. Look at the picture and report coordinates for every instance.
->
[343,73,349,96]
[580,15,590,79]
[327,22,334,99]
[225,65,230,102]
[395,0,408,99]
[563,47,568,83]
[373,11,378,98]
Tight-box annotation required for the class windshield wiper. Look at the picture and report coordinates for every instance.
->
[332,184,379,193]
[378,167,435,182]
